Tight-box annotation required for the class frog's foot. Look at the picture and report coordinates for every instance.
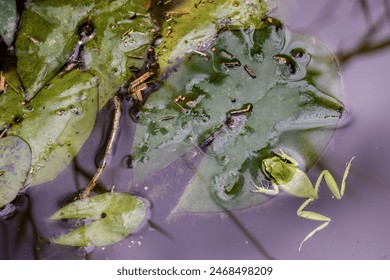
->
[251,181,279,196]
[297,198,331,251]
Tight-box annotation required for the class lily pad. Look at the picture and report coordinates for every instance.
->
[0,0,18,46]
[7,70,98,186]
[82,0,153,108]
[15,0,94,101]
[131,21,344,213]
[154,0,268,71]
[0,136,32,208]
[3,0,153,187]
[50,193,148,247]
[16,0,153,104]
[0,70,25,130]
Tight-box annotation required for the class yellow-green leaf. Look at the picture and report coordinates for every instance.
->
[50,193,148,247]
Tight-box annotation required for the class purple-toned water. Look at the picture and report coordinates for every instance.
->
[1,0,390,259]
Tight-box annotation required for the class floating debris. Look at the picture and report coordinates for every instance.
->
[27,35,40,45]
[274,55,287,64]
[128,71,154,102]
[174,95,185,102]
[223,61,241,68]
[128,54,144,59]
[160,116,175,121]
[0,72,5,94]
[244,65,256,78]
[229,104,253,115]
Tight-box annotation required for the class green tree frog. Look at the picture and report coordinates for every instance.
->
[253,149,355,251]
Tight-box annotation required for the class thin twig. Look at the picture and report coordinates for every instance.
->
[6,80,20,94]
[78,96,122,200]
[0,126,9,139]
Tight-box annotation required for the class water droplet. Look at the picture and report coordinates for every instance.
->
[122,155,133,168]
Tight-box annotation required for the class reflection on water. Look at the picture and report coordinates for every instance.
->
[1,0,390,259]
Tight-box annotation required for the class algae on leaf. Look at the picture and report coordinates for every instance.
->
[154,0,268,71]
[3,0,153,187]
[50,193,148,247]
[16,0,94,101]
[0,136,32,208]
[7,71,99,186]
[16,0,153,104]
[0,70,25,130]
[82,0,153,108]
[131,21,345,213]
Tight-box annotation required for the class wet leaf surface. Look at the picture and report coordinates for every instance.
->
[16,0,93,101]
[0,0,18,46]
[131,21,344,213]
[0,136,31,208]
[50,193,148,247]
[0,70,25,129]
[1,0,153,187]
[154,0,268,71]
[7,70,98,186]
[82,0,153,108]
[16,0,152,104]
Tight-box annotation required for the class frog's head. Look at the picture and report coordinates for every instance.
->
[261,150,299,185]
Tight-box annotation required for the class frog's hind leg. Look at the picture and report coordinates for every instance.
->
[297,156,355,251]
[296,198,331,251]
[318,156,355,200]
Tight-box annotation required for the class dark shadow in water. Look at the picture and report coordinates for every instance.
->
[0,194,37,259]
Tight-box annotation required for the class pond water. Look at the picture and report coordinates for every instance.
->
[1,0,390,259]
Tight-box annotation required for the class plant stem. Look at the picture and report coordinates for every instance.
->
[78,96,121,200]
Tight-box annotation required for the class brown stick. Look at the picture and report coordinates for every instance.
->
[78,96,121,200]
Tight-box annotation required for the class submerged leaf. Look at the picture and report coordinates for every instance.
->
[0,0,18,46]
[131,21,344,213]
[0,136,32,208]
[50,193,148,247]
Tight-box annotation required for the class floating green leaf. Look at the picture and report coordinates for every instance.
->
[16,0,152,104]
[154,0,268,71]
[131,21,344,213]
[3,0,153,186]
[82,0,153,108]
[50,193,148,247]
[7,70,98,186]
[0,70,25,130]
[0,136,32,208]
[16,0,94,101]
[0,0,17,46]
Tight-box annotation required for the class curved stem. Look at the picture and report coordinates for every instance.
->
[78,96,121,200]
